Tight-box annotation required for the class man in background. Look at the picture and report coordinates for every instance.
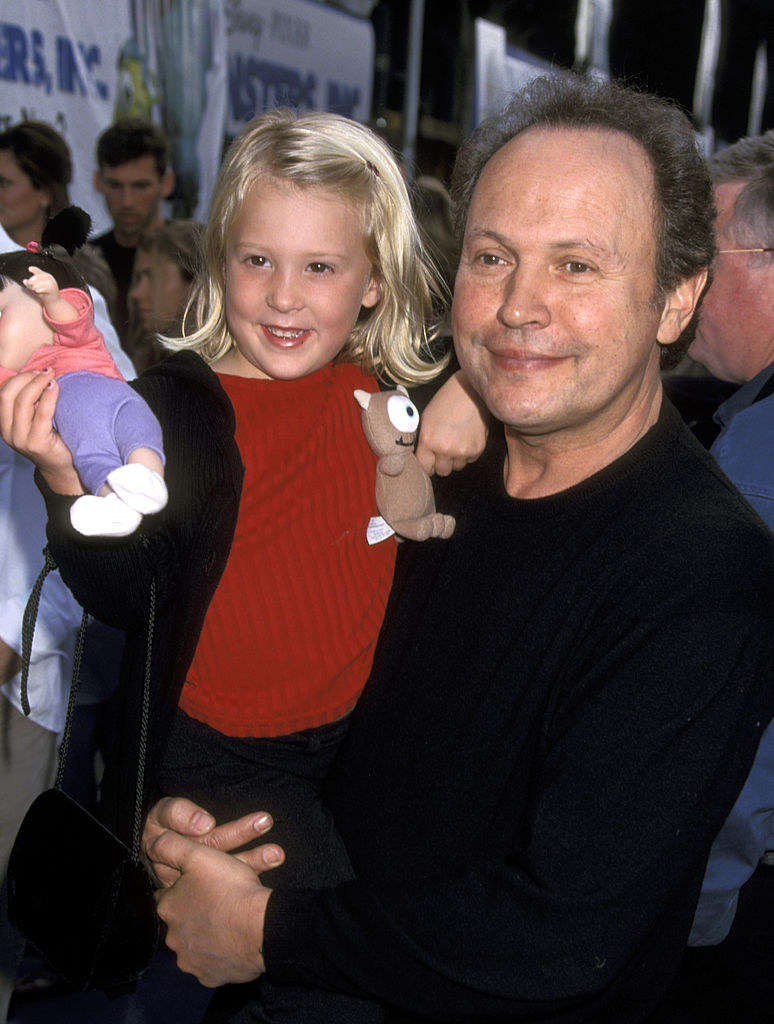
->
[92,118,174,357]
[670,130,774,1022]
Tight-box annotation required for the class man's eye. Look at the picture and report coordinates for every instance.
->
[479,253,504,266]
[564,261,591,274]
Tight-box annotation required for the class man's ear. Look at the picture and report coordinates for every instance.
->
[656,268,709,346]
[93,169,105,196]
[161,169,175,200]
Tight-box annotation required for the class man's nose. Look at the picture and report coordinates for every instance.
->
[499,265,551,329]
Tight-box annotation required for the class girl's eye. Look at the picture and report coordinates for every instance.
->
[248,255,268,267]
[479,253,505,267]
[308,262,332,274]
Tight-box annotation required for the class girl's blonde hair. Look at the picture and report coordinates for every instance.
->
[166,108,447,384]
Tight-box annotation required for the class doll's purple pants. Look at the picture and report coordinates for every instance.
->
[53,370,165,496]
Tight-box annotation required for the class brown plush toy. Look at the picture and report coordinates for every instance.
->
[354,385,455,542]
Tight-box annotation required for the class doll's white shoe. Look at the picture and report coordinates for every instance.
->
[106,464,168,515]
[70,493,143,537]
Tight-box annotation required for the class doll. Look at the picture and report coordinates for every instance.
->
[355,385,455,542]
[0,208,166,537]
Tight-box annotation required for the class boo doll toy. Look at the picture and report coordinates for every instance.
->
[0,207,166,537]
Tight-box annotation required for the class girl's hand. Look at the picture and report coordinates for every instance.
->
[416,370,490,476]
[0,371,84,494]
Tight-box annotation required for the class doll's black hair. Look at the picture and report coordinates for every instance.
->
[0,207,91,291]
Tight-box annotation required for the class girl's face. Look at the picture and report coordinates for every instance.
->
[0,279,52,371]
[217,181,380,380]
[0,150,50,246]
[130,249,192,333]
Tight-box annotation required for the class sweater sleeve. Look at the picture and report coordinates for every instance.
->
[36,468,179,630]
[261,564,774,1020]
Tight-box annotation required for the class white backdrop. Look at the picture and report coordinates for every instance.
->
[0,0,374,234]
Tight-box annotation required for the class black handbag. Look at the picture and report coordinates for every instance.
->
[7,550,159,994]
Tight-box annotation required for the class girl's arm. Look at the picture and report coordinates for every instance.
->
[415,369,490,476]
[24,267,79,324]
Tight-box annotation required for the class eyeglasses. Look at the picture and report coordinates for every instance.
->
[716,247,774,255]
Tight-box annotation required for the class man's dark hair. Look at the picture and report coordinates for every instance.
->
[450,73,716,368]
[96,118,169,177]
[0,121,72,215]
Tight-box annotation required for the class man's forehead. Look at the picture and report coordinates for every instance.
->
[479,125,653,189]
[100,156,161,184]
[467,126,656,242]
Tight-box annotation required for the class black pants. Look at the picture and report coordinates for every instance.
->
[159,710,385,1023]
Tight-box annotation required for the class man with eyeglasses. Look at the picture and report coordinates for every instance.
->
[678,132,774,1020]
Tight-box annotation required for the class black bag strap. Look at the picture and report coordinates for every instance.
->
[20,547,156,860]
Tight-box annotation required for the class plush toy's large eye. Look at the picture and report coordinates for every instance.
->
[387,394,419,433]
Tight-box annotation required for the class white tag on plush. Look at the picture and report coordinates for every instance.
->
[366,516,395,545]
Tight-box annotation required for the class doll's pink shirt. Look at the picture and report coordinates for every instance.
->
[0,288,124,385]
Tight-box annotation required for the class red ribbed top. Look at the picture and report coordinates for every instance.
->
[179,362,396,737]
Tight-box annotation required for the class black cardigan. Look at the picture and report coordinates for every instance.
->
[39,351,244,843]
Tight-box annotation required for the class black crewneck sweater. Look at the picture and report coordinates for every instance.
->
[265,401,774,1023]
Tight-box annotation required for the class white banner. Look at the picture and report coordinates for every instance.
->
[473,19,555,128]
[1,0,374,233]
[226,0,373,137]
[0,1,133,234]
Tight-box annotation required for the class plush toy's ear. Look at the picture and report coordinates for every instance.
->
[354,389,372,410]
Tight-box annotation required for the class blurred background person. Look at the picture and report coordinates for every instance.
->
[127,219,202,372]
[0,121,118,329]
[92,118,175,356]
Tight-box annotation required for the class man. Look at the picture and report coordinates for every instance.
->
[22,74,774,1022]
[662,131,774,1019]
[91,118,174,353]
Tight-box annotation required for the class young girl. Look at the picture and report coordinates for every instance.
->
[1,109,481,1022]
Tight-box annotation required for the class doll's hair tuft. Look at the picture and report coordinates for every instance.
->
[164,108,447,385]
[0,206,90,291]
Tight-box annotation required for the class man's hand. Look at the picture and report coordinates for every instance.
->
[148,827,273,987]
[0,372,83,494]
[143,796,284,887]
[416,370,490,476]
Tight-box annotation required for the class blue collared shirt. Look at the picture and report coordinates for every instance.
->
[689,361,774,945]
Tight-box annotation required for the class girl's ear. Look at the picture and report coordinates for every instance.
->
[362,272,381,309]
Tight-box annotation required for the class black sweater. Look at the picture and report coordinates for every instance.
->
[265,400,774,1022]
[39,352,244,843]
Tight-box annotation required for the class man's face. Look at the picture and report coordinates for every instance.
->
[453,127,700,449]
[689,181,774,383]
[94,155,173,246]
